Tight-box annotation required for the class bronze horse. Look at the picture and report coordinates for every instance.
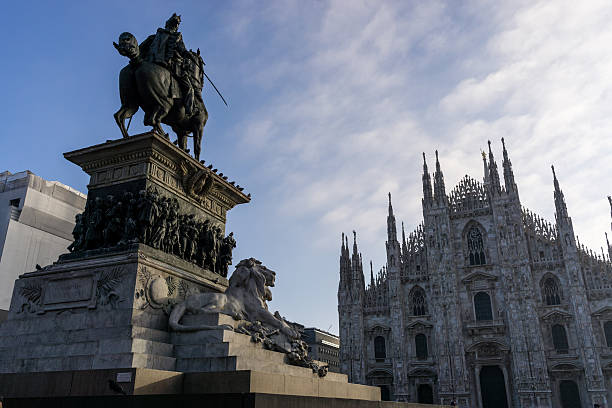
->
[113,32,207,160]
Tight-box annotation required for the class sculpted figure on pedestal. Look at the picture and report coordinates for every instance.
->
[67,214,84,252]
[113,14,209,160]
[164,203,180,253]
[169,258,296,333]
[65,189,237,277]
[120,192,138,245]
[103,197,124,247]
[218,232,236,278]
[169,258,327,375]
[84,197,104,249]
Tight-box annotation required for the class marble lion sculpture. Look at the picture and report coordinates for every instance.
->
[169,258,299,338]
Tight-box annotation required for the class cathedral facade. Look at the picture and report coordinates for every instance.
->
[338,139,612,408]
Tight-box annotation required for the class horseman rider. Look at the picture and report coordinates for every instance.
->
[140,13,199,116]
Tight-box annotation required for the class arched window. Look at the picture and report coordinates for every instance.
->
[467,226,486,265]
[474,292,493,321]
[552,324,569,353]
[415,334,428,360]
[542,277,561,305]
[410,287,427,316]
[374,336,386,360]
[604,321,612,347]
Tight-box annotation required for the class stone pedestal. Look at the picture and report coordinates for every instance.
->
[0,132,248,375]
[0,244,225,374]
[63,131,249,232]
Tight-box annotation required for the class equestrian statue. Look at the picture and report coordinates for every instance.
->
[113,13,220,160]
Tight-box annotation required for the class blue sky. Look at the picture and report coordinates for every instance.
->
[2,1,612,334]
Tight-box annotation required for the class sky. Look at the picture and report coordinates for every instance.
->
[2,0,612,334]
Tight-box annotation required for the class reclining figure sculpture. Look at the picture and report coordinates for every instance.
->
[169,257,328,376]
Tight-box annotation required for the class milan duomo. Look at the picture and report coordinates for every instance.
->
[338,139,612,408]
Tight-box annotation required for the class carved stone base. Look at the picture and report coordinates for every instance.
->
[61,132,249,277]
[64,131,249,229]
[0,244,225,374]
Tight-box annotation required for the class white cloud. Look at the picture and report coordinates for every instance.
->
[439,0,612,250]
[227,0,612,329]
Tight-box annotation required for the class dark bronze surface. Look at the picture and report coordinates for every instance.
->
[113,14,208,160]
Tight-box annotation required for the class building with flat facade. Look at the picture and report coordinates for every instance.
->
[0,171,86,309]
[302,327,341,373]
[338,140,612,407]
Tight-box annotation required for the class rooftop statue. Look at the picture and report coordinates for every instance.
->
[113,13,213,160]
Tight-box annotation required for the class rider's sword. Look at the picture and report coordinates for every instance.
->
[203,72,228,107]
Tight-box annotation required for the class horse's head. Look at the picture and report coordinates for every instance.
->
[113,32,139,60]
[184,49,204,90]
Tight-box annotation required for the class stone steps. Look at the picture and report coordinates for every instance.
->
[0,335,173,360]
[176,354,347,382]
[179,312,240,328]
[0,308,342,381]
[174,342,287,363]
[0,316,177,373]
[132,326,171,343]
[170,315,349,382]
[0,352,177,373]
[0,310,135,334]
[171,328,256,346]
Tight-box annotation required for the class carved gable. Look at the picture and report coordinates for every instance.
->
[592,306,612,318]
[540,309,573,324]
[366,324,391,336]
[406,319,433,333]
[462,271,497,284]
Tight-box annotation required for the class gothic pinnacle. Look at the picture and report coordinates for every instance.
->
[608,196,612,234]
[501,137,515,192]
[387,193,397,242]
[422,152,433,205]
[552,165,561,192]
[551,165,569,223]
[370,260,374,287]
[352,230,358,256]
[487,140,501,194]
[481,150,489,183]
[433,150,446,204]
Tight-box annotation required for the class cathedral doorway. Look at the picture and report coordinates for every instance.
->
[380,385,391,401]
[559,380,581,408]
[479,365,508,408]
[367,370,393,401]
[417,384,434,403]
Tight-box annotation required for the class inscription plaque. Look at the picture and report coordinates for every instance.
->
[44,276,94,305]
